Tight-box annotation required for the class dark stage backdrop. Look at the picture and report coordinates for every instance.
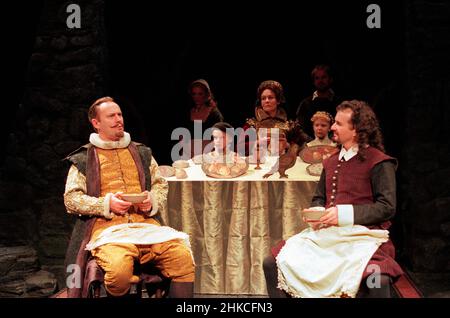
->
[99,0,406,258]
[8,0,450,293]
[103,0,405,165]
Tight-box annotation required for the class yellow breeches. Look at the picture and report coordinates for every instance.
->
[91,240,195,297]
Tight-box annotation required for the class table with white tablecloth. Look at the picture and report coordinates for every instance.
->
[160,156,320,295]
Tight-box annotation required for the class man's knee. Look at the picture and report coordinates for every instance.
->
[168,243,194,266]
[173,246,195,281]
[158,243,195,282]
[93,244,138,297]
[103,266,134,296]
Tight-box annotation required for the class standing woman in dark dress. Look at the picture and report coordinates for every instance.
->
[188,79,224,130]
[178,79,224,158]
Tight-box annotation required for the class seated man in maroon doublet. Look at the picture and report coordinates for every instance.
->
[263,100,403,298]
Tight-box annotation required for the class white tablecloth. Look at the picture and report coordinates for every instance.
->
[160,156,320,295]
[164,156,319,182]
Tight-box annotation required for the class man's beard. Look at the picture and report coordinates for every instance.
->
[115,131,124,138]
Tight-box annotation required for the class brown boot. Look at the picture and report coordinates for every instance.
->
[168,281,194,298]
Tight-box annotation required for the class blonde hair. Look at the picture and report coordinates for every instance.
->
[311,111,333,125]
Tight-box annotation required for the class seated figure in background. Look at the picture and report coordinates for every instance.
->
[203,122,247,178]
[306,111,337,147]
[238,80,310,162]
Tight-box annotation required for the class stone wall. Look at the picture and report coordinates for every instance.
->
[0,0,108,291]
[0,246,57,297]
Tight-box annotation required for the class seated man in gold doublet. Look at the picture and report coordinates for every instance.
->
[63,97,195,297]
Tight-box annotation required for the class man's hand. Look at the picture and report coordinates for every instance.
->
[135,190,152,213]
[110,192,132,215]
[303,206,339,230]
[320,206,338,226]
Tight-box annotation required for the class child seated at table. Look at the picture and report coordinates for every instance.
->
[306,111,337,147]
[203,122,247,177]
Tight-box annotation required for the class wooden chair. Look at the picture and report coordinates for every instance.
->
[85,257,170,298]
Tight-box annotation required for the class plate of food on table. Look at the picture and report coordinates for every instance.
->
[201,152,249,179]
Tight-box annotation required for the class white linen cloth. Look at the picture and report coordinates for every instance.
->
[164,156,319,181]
[85,223,193,260]
[276,225,389,298]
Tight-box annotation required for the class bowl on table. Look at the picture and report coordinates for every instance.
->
[306,163,323,176]
[159,165,175,178]
[172,160,190,169]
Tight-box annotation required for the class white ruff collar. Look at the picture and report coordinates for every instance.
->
[89,132,131,149]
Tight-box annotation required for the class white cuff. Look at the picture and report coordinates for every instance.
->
[103,193,113,219]
[337,204,354,226]
[148,191,159,217]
